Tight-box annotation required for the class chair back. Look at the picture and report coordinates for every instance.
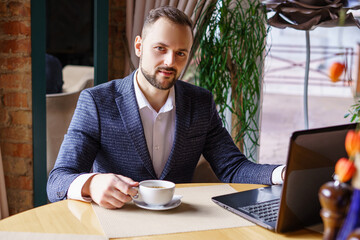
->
[46,66,94,175]
[192,155,221,183]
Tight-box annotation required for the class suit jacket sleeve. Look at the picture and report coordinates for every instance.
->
[202,94,278,185]
[47,89,100,202]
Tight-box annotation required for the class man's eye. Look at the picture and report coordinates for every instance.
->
[177,52,186,57]
[155,46,165,51]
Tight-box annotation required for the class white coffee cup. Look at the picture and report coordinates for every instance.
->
[135,180,175,206]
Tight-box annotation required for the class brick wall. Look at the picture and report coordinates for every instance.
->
[0,0,32,215]
[0,1,127,215]
[108,0,127,80]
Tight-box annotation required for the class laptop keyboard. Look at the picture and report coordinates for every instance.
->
[239,199,280,223]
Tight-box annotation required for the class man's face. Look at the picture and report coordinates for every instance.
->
[135,18,193,90]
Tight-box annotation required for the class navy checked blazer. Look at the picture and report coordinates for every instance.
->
[47,71,279,202]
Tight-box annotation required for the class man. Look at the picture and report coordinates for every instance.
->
[47,6,284,209]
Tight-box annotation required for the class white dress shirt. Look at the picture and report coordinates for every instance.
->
[133,72,176,177]
[67,71,283,201]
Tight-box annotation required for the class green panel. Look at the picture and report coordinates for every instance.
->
[94,0,109,85]
[31,0,47,206]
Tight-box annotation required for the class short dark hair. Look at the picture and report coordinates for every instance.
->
[142,6,193,39]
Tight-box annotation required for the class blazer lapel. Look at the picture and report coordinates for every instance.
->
[115,75,157,179]
[160,82,192,179]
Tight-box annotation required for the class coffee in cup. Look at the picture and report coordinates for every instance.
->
[136,180,175,206]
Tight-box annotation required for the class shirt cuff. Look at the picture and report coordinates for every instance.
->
[271,165,286,185]
[67,173,97,202]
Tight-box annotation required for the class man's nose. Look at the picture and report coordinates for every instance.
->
[164,51,175,66]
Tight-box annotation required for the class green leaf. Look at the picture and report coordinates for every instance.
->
[193,0,267,162]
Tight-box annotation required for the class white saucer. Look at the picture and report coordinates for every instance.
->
[133,195,182,211]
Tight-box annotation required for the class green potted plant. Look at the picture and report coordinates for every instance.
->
[193,0,268,162]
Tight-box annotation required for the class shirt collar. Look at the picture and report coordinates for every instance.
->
[133,70,175,113]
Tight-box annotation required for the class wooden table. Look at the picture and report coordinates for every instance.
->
[0,183,322,239]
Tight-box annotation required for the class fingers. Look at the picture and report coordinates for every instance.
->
[98,192,130,209]
[97,194,126,209]
[117,175,139,197]
[89,173,139,209]
[117,175,138,185]
[111,186,133,203]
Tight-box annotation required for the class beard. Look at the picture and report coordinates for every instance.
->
[139,59,178,90]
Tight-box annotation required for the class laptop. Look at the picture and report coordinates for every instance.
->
[212,123,357,233]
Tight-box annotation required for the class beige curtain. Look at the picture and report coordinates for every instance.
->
[0,147,9,219]
[125,0,216,75]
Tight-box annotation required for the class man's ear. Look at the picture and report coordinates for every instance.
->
[134,36,142,57]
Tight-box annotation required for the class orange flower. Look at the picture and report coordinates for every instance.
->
[345,130,360,157]
[335,157,356,183]
[329,62,345,83]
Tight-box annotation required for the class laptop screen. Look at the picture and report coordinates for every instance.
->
[277,123,357,232]
[212,123,357,233]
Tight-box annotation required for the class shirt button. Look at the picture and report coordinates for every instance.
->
[154,145,160,150]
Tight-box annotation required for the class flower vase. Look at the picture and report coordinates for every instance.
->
[337,154,360,240]
[319,181,353,240]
